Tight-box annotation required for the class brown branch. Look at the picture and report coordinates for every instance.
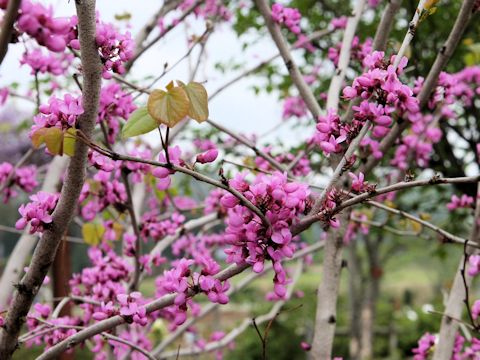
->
[0,1,102,358]
[0,0,21,66]
[254,0,322,118]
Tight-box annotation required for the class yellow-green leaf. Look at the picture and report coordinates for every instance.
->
[147,86,190,128]
[178,81,209,123]
[63,128,76,157]
[44,127,63,155]
[31,128,48,148]
[122,107,158,138]
[82,223,105,246]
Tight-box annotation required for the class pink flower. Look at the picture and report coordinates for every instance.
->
[468,255,480,277]
[15,191,59,234]
[196,148,219,164]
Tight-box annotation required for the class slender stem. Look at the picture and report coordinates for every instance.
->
[254,0,322,119]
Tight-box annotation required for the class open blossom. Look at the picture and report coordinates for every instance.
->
[15,191,59,234]
[349,172,368,193]
[31,94,83,135]
[116,292,148,326]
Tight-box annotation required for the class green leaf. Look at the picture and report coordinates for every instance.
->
[147,82,190,128]
[63,128,76,156]
[31,128,48,148]
[82,223,105,246]
[122,107,158,138]
[178,81,209,123]
[44,127,64,155]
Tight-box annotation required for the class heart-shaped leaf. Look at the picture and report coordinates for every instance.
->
[147,83,190,128]
[44,127,64,155]
[122,107,158,138]
[63,128,77,156]
[31,128,48,148]
[178,81,209,123]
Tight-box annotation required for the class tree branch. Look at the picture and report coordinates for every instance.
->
[0,0,102,357]
[0,0,21,66]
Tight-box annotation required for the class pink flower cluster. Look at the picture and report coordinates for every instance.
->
[95,21,134,79]
[221,172,309,297]
[15,191,59,234]
[411,332,436,360]
[155,258,229,328]
[140,211,185,242]
[31,94,83,135]
[0,162,38,202]
[447,194,475,211]
[93,292,148,326]
[314,51,419,159]
[468,255,480,277]
[98,83,137,144]
[152,145,185,191]
[311,109,347,155]
[20,49,73,75]
[26,304,78,350]
[124,147,152,183]
[330,16,348,30]
[70,246,132,318]
[79,171,127,221]
[0,0,77,52]
[344,210,370,244]
[328,37,373,67]
[452,334,480,359]
[254,146,311,177]
[282,96,307,119]
[180,0,232,21]
[271,3,302,34]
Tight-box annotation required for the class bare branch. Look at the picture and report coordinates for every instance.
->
[254,0,322,118]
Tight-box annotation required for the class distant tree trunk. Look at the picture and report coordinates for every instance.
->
[361,236,382,360]
[52,240,73,360]
[348,240,364,360]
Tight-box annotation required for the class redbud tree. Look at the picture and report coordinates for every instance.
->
[0,0,479,359]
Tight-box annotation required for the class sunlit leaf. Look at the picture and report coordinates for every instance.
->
[31,128,48,148]
[122,107,158,138]
[178,81,209,122]
[147,83,190,128]
[63,128,76,157]
[82,223,105,246]
[44,127,63,155]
